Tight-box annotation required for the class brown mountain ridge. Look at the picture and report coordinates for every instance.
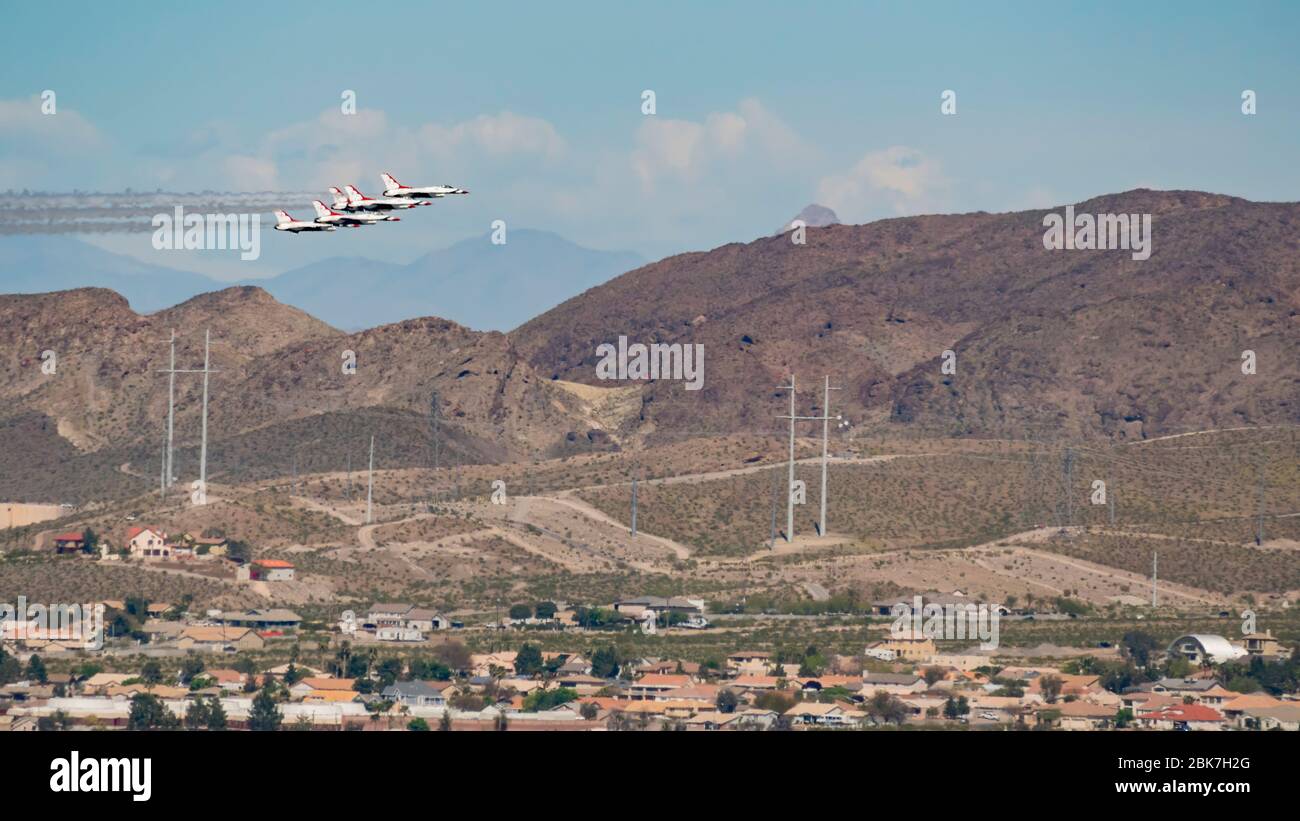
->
[2,189,1297,502]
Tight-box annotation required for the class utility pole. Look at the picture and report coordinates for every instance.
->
[160,438,166,500]
[769,466,780,549]
[1151,551,1158,608]
[775,377,820,543]
[817,375,842,537]
[630,467,638,538]
[346,452,352,502]
[366,435,375,525]
[156,328,214,499]
[1108,482,1116,526]
[1062,446,1074,528]
[1256,455,1266,546]
[197,329,212,505]
[165,329,176,490]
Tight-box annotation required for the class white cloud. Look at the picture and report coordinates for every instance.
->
[816,146,948,220]
[222,155,281,191]
[0,95,103,150]
[630,98,812,192]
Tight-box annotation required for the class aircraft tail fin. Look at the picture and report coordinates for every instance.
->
[311,200,332,218]
[380,172,402,191]
[274,210,293,225]
[343,185,365,203]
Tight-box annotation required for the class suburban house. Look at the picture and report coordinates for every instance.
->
[627,673,693,700]
[216,609,302,632]
[1055,701,1119,730]
[789,702,863,727]
[126,527,171,559]
[381,680,456,708]
[175,626,265,652]
[1242,631,1284,658]
[1148,677,1222,697]
[52,531,89,553]
[364,603,448,633]
[1240,703,1300,731]
[1166,634,1248,665]
[613,596,705,619]
[204,669,248,691]
[246,559,296,581]
[860,673,929,696]
[865,636,936,662]
[726,651,772,672]
[1136,703,1226,731]
[290,677,358,701]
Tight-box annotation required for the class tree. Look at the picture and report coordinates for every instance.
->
[716,689,739,714]
[1114,708,1134,729]
[866,690,909,725]
[282,662,304,685]
[1122,631,1160,667]
[408,717,430,731]
[249,687,283,732]
[943,696,970,720]
[922,666,946,686]
[26,654,47,684]
[590,644,620,679]
[515,643,544,676]
[180,654,205,684]
[523,687,577,712]
[439,711,453,731]
[534,601,558,620]
[183,699,210,730]
[508,603,533,621]
[140,659,162,685]
[580,701,599,720]
[432,641,471,672]
[753,691,794,713]
[206,697,228,731]
[226,539,253,563]
[128,694,179,730]
[0,648,21,685]
[376,658,403,687]
[1039,674,1064,704]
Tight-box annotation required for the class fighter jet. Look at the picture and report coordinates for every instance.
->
[341,184,427,212]
[311,200,398,227]
[273,209,336,233]
[380,172,469,199]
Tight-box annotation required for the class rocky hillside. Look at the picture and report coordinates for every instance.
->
[511,190,1299,441]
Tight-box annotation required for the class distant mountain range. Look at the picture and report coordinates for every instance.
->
[0,229,644,332]
[251,229,644,332]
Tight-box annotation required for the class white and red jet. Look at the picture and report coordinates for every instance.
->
[273,209,336,233]
[336,184,427,213]
[380,172,469,199]
[311,200,398,227]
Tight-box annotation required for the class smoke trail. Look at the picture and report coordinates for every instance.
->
[0,190,320,235]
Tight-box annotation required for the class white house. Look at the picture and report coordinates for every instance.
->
[126,527,170,559]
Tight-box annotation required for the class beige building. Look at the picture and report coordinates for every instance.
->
[175,626,265,652]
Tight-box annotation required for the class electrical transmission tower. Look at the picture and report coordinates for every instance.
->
[774,376,821,543]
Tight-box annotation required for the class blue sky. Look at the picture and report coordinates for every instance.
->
[2,0,1297,277]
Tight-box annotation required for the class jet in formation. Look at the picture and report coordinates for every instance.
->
[274,172,469,236]
[273,210,336,233]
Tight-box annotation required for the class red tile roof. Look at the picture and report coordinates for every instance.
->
[1138,704,1224,723]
